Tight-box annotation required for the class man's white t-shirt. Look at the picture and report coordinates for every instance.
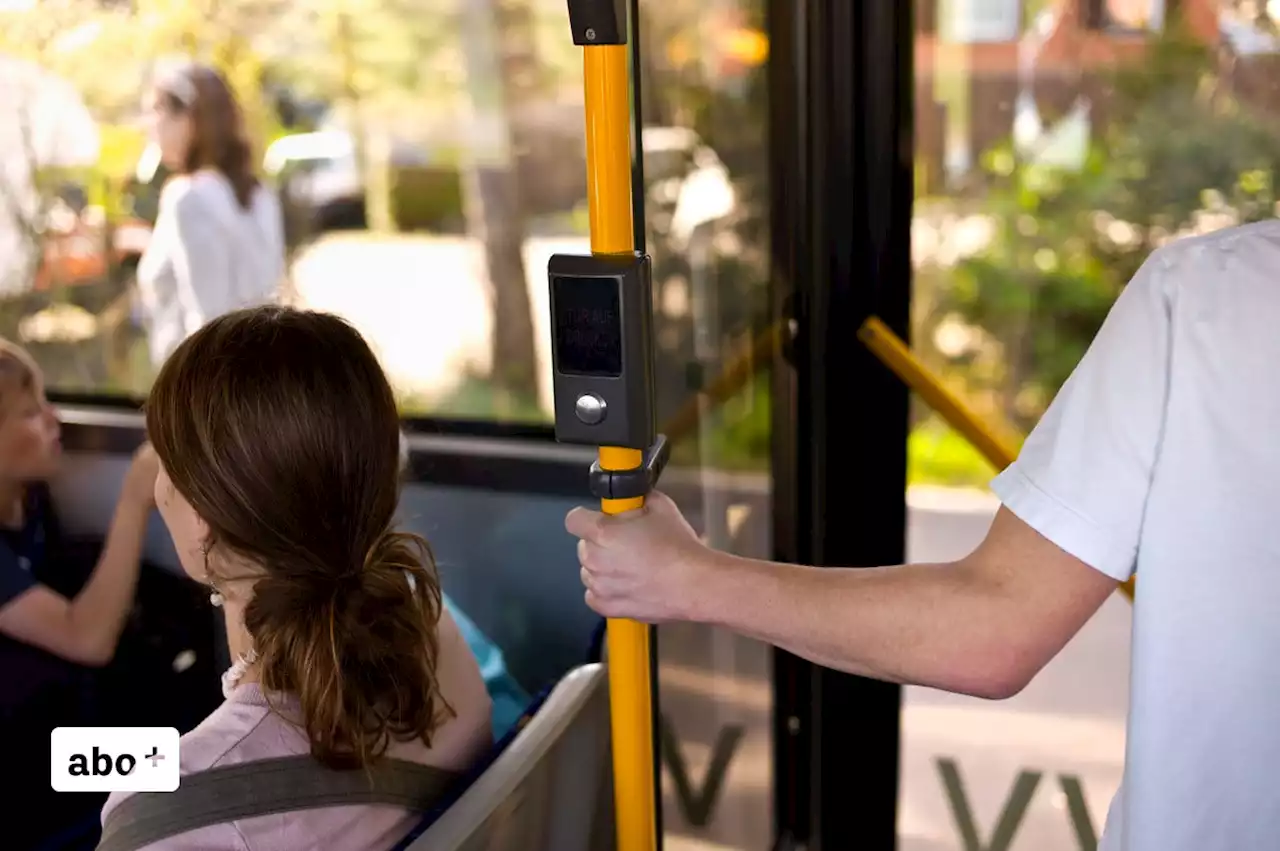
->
[990,219,1280,851]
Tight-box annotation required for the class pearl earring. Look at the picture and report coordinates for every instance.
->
[202,542,223,607]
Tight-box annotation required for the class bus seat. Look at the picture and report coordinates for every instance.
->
[394,662,613,851]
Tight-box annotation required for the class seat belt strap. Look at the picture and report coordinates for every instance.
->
[97,755,460,851]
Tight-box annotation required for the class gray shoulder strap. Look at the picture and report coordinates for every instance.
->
[97,756,460,851]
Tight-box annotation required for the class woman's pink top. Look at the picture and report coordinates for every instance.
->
[102,681,492,850]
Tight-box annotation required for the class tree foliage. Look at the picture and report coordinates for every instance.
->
[936,33,1280,431]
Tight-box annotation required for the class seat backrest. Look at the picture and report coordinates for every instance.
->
[404,662,613,851]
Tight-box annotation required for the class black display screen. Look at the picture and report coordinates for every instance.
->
[553,275,623,377]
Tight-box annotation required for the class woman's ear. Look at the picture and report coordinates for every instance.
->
[194,515,212,550]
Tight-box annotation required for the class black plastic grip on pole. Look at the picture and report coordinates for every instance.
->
[588,434,669,501]
[565,0,627,45]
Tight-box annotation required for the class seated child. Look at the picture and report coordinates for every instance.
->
[0,339,158,699]
[0,338,160,849]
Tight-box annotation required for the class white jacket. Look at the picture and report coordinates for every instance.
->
[136,170,285,368]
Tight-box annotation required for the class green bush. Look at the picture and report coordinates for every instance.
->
[906,419,998,490]
[940,33,1280,431]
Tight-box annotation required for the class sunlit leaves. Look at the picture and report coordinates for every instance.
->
[936,31,1280,430]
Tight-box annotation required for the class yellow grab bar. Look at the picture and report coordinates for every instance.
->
[652,314,1136,602]
[857,317,1136,602]
[583,42,659,851]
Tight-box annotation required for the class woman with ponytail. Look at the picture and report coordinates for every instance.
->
[103,306,492,849]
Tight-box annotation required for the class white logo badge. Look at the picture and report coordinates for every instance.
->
[51,727,180,792]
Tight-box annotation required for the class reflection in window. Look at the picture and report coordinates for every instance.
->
[638,2,773,851]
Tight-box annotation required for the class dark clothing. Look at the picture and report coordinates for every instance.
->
[0,486,102,850]
[0,484,80,718]
[0,483,54,607]
[0,488,222,850]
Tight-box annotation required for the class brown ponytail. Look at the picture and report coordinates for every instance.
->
[147,306,453,770]
[246,531,451,769]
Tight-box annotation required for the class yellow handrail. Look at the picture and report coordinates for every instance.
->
[662,322,786,443]
[858,317,1023,468]
[857,317,1136,602]
[658,315,1136,602]
[582,41,660,851]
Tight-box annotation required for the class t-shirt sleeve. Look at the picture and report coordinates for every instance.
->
[0,540,36,610]
[990,249,1174,582]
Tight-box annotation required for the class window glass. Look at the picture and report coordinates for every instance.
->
[906,3,1279,848]
[637,1,773,848]
[0,0,591,423]
[3,0,777,840]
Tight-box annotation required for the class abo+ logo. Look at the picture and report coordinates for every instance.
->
[52,727,180,792]
[68,745,166,777]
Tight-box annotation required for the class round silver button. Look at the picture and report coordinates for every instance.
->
[574,393,607,425]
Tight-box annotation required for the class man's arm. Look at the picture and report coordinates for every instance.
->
[690,238,1177,693]
[0,499,151,666]
[690,507,1117,699]
[573,242,1173,699]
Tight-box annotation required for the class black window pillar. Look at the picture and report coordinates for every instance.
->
[769,0,913,849]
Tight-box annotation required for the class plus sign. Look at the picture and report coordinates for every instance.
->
[145,747,165,768]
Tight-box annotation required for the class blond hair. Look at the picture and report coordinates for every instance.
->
[0,339,40,416]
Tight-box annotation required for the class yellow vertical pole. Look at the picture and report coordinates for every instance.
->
[583,42,658,851]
